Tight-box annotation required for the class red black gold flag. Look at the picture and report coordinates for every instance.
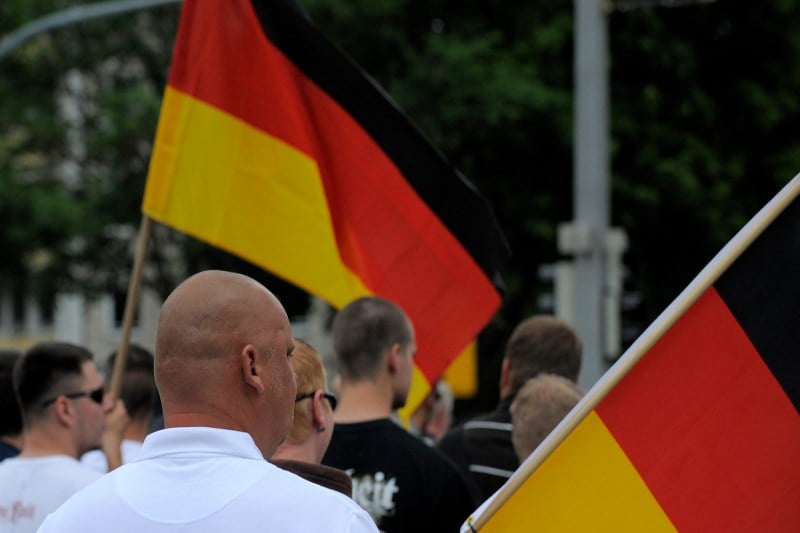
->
[142,0,509,404]
[467,175,800,532]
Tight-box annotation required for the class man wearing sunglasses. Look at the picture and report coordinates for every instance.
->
[0,342,127,532]
[272,338,351,496]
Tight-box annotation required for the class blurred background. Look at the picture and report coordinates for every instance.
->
[1,0,799,423]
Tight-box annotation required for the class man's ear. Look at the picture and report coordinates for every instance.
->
[311,390,326,430]
[499,357,511,393]
[386,343,402,375]
[240,344,265,394]
[53,397,74,428]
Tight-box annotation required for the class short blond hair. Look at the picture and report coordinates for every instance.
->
[510,374,583,461]
[285,339,327,444]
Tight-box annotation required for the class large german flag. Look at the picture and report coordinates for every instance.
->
[142,0,508,405]
[466,176,800,532]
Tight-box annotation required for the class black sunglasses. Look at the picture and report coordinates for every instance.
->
[41,386,105,407]
[295,390,337,411]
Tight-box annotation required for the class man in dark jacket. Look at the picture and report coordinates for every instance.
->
[437,315,582,500]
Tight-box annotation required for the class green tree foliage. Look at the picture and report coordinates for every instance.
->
[610,1,800,321]
[302,0,800,344]
[0,0,178,306]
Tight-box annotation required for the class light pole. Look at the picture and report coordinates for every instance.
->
[558,0,625,388]
[0,0,181,61]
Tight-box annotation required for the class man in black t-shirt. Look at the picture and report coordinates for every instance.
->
[322,297,478,532]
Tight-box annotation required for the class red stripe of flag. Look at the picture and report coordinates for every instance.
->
[597,286,800,532]
[156,0,508,384]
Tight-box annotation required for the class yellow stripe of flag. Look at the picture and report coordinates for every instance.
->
[476,411,676,532]
[143,88,369,306]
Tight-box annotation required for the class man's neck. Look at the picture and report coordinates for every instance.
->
[18,427,78,459]
[334,381,393,423]
[271,439,319,463]
[124,417,151,443]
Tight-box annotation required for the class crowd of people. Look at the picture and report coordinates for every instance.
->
[0,269,585,532]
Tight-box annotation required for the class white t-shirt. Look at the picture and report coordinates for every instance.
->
[40,427,378,533]
[0,455,101,533]
[80,439,143,473]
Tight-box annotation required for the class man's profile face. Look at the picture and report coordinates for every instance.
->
[73,361,108,456]
[259,299,297,453]
[391,322,417,410]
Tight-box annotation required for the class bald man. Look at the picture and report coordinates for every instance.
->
[40,270,377,532]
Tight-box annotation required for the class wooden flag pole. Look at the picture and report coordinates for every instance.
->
[467,173,800,531]
[108,214,154,399]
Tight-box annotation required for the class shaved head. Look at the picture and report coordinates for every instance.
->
[155,270,296,456]
[157,271,277,374]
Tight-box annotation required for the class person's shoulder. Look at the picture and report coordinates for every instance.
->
[438,421,466,448]
[68,463,109,490]
[452,405,513,440]
[272,459,352,497]
[328,418,405,448]
[0,455,19,469]
[262,475,378,533]
[439,410,502,454]
[264,465,375,526]
[384,424,463,470]
[20,455,103,486]
[61,457,104,483]
[368,419,452,455]
[331,418,392,434]
[269,462,352,502]
[295,481,377,532]
[467,403,511,424]
[79,449,107,473]
[0,441,19,461]
[38,472,117,530]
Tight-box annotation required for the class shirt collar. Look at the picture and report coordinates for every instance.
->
[135,427,265,462]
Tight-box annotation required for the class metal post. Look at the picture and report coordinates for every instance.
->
[0,0,181,61]
[572,0,610,388]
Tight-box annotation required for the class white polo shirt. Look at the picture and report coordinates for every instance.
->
[39,427,378,532]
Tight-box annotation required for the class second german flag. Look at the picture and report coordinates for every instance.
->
[142,0,509,401]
